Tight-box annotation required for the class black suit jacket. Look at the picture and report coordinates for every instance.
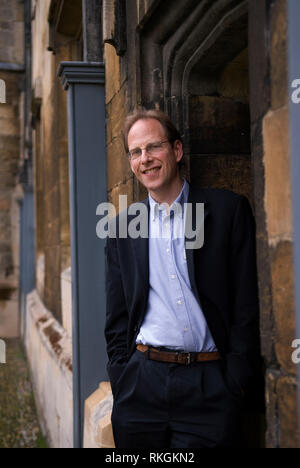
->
[105,185,261,400]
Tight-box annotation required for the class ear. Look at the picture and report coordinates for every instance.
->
[173,140,183,163]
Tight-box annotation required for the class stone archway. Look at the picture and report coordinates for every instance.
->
[139,0,251,199]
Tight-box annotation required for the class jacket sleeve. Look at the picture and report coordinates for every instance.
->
[104,235,128,392]
[226,195,261,393]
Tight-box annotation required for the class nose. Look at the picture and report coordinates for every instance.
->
[140,147,152,163]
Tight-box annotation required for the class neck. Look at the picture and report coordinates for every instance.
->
[149,175,184,206]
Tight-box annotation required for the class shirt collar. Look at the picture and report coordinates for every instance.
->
[149,179,189,221]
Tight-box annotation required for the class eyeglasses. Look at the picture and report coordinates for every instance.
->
[127,140,170,160]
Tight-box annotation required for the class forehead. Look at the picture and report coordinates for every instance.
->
[128,118,167,147]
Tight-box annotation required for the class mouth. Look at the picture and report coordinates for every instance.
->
[141,166,161,175]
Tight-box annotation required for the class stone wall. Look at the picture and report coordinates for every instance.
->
[31,0,82,322]
[0,0,24,64]
[249,0,299,448]
[105,42,137,211]
[100,0,300,448]
[0,0,25,337]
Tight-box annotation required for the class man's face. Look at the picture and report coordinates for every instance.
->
[127,118,183,196]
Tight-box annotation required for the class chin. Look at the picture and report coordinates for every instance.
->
[137,173,161,188]
[142,178,164,193]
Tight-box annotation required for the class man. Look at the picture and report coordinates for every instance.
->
[105,109,261,448]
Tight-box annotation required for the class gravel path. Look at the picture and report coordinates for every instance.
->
[0,338,47,448]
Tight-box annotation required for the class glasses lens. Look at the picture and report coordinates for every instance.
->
[129,149,141,159]
[147,142,163,154]
[128,141,168,159]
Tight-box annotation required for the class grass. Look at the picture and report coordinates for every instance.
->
[0,338,47,448]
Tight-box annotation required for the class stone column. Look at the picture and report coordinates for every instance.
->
[58,62,107,448]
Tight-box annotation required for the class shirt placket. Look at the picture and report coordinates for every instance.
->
[162,210,195,351]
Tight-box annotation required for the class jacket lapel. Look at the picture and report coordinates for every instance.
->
[131,198,149,291]
[185,185,209,305]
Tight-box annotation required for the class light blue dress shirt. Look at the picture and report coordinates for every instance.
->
[136,180,218,352]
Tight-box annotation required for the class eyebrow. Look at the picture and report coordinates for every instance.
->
[129,146,141,151]
[129,141,163,151]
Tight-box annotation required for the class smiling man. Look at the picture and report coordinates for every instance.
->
[126,116,183,206]
[105,109,261,448]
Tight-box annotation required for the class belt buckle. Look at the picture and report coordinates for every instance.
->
[185,352,191,365]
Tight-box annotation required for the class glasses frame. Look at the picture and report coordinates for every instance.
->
[127,139,170,160]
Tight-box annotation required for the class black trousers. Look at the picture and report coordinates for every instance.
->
[111,349,245,448]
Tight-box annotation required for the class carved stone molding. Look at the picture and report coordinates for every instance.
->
[138,0,248,131]
[47,0,82,54]
[103,0,126,56]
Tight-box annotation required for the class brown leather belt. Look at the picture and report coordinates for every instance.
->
[137,344,221,365]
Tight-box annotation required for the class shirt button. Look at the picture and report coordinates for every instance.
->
[184,327,188,332]
[166,248,170,253]
[171,275,176,280]
[177,300,182,305]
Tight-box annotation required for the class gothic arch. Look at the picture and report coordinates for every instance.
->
[138,0,251,199]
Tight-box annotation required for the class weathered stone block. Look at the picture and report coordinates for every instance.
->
[108,177,135,214]
[277,376,300,448]
[83,381,115,448]
[270,240,297,375]
[190,153,252,202]
[106,84,128,143]
[12,21,25,64]
[0,105,15,120]
[104,43,121,105]
[0,116,19,136]
[59,156,70,246]
[0,2,14,21]
[0,295,18,338]
[270,0,288,110]
[219,48,249,102]
[43,186,61,235]
[265,370,279,448]
[0,199,10,211]
[0,135,19,152]
[43,155,59,194]
[189,96,250,154]
[249,0,271,122]
[15,0,25,23]
[263,106,292,241]
[107,137,132,191]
